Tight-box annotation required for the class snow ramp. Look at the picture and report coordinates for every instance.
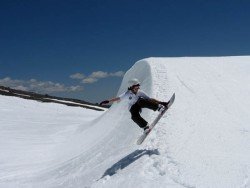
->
[94,57,250,188]
[1,56,250,188]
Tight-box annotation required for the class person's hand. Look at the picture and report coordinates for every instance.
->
[100,100,109,106]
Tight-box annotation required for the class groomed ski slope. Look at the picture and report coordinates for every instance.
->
[0,56,250,188]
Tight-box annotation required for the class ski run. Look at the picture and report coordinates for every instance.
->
[0,56,250,188]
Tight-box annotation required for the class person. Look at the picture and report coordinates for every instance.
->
[100,78,169,133]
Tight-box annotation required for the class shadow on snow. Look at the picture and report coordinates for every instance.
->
[99,149,160,180]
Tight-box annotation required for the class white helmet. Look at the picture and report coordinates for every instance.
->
[128,78,140,87]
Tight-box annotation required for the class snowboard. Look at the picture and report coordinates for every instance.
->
[137,93,175,145]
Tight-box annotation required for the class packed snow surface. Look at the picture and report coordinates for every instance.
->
[0,56,250,188]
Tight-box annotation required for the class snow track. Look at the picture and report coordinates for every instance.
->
[1,57,250,187]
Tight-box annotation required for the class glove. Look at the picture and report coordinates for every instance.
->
[100,100,109,106]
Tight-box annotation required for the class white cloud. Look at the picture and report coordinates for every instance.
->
[0,77,24,87]
[70,73,85,80]
[3,77,11,81]
[0,77,83,93]
[89,71,109,79]
[30,79,37,82]
[71,70,124,84]
[82,77,98,84]
[69,85,83,92]
[14,85,29,91]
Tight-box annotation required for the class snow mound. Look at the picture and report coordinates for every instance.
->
[1,56,250,188]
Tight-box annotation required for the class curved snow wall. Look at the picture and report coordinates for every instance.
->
[117,59,153,96]
[50,60,155,176]
[44,59,156,185]
[89,56,250,188]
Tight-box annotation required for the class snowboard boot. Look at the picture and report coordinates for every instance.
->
[157,104,166,112]
[158,101,169,112]
[143,125,150,134]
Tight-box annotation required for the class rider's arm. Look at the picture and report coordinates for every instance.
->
[100,91,128,106]
[109,97,120,103]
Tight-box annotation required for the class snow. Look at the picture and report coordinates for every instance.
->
[0,88,9,92]
[0,56,250,188]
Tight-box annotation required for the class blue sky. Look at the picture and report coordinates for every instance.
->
[0,0,250,102]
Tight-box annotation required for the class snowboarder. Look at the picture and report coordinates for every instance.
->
[100,78,169,133]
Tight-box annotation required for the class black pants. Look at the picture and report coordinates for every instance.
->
[130,98,159,128]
